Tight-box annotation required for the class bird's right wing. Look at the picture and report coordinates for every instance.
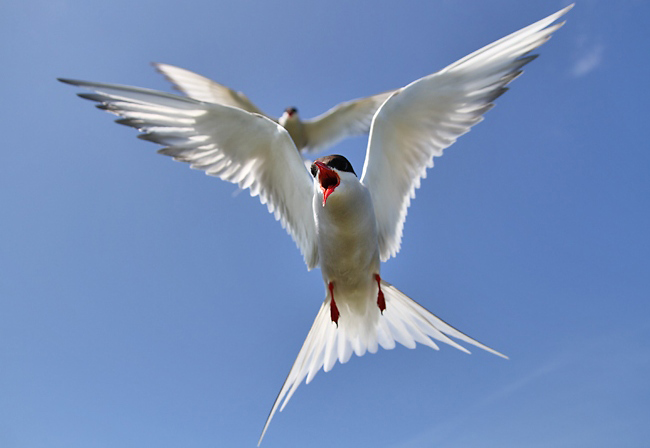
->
[59,78,319,269]
[153,62,270,117]
[361,5,572,262]
[301,89,396,153]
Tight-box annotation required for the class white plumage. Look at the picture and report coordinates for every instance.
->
[154,61,395,154]
[59,4,572,445]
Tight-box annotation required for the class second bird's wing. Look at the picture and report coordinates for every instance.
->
[153,62,271,117]
[302,89,396,153]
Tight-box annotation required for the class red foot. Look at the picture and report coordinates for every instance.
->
[375,274,386,314]
[328,282,339,326]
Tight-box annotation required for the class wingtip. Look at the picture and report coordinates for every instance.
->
[58,78,106,90]
[150,61,167,73]
[551,3,574,19]
[257,414,274,446]
[550,4,574,23]
[58,77,79,86]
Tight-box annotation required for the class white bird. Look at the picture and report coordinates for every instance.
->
[153,61,396,153]
[59,5,572,444]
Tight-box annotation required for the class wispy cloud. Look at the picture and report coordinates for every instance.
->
[571,39,605,77]
[392,359,563,448]
[392,326,650,448]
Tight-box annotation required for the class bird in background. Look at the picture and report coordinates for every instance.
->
[59,4,572,445]
[153,61,395,154]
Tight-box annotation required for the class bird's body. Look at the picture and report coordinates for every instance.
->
[278,108,308,150]
[312,160,381,321]
[59,4,572,444]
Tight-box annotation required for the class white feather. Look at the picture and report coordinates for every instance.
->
[60,78,320,269]
[257,279,507,445]
[361,4,573,262]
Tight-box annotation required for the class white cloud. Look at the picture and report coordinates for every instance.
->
[571,42,605,77]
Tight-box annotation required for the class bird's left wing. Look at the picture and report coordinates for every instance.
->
[59,79,319,268]
[361,5,572,261]
[301,89,396,153]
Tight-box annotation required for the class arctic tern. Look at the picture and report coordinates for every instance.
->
[59,4,572,444]
[153,61,395,153]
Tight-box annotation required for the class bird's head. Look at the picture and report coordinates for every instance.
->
[282,107,299,120]
[310,155,357,206]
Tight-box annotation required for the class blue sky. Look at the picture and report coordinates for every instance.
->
[2,0,649,447]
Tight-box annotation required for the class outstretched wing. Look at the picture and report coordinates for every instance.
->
[361,5,572,261]
[302,89,396,153]
[59,78,319,269]
[153,62,271,117]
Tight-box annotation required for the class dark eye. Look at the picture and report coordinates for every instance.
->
[310,163,317,177]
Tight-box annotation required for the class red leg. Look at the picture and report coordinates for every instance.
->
[328,282,339,326]
[375,274,386,313]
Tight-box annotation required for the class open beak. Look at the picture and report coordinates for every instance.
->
[314,161,340,206]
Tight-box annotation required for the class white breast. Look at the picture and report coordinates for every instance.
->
[279,114,307,150]
[313,175,380,303]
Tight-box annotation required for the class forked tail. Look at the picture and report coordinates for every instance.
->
[258,279,507,445]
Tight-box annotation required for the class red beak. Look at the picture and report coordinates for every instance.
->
[315,161,340,206]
